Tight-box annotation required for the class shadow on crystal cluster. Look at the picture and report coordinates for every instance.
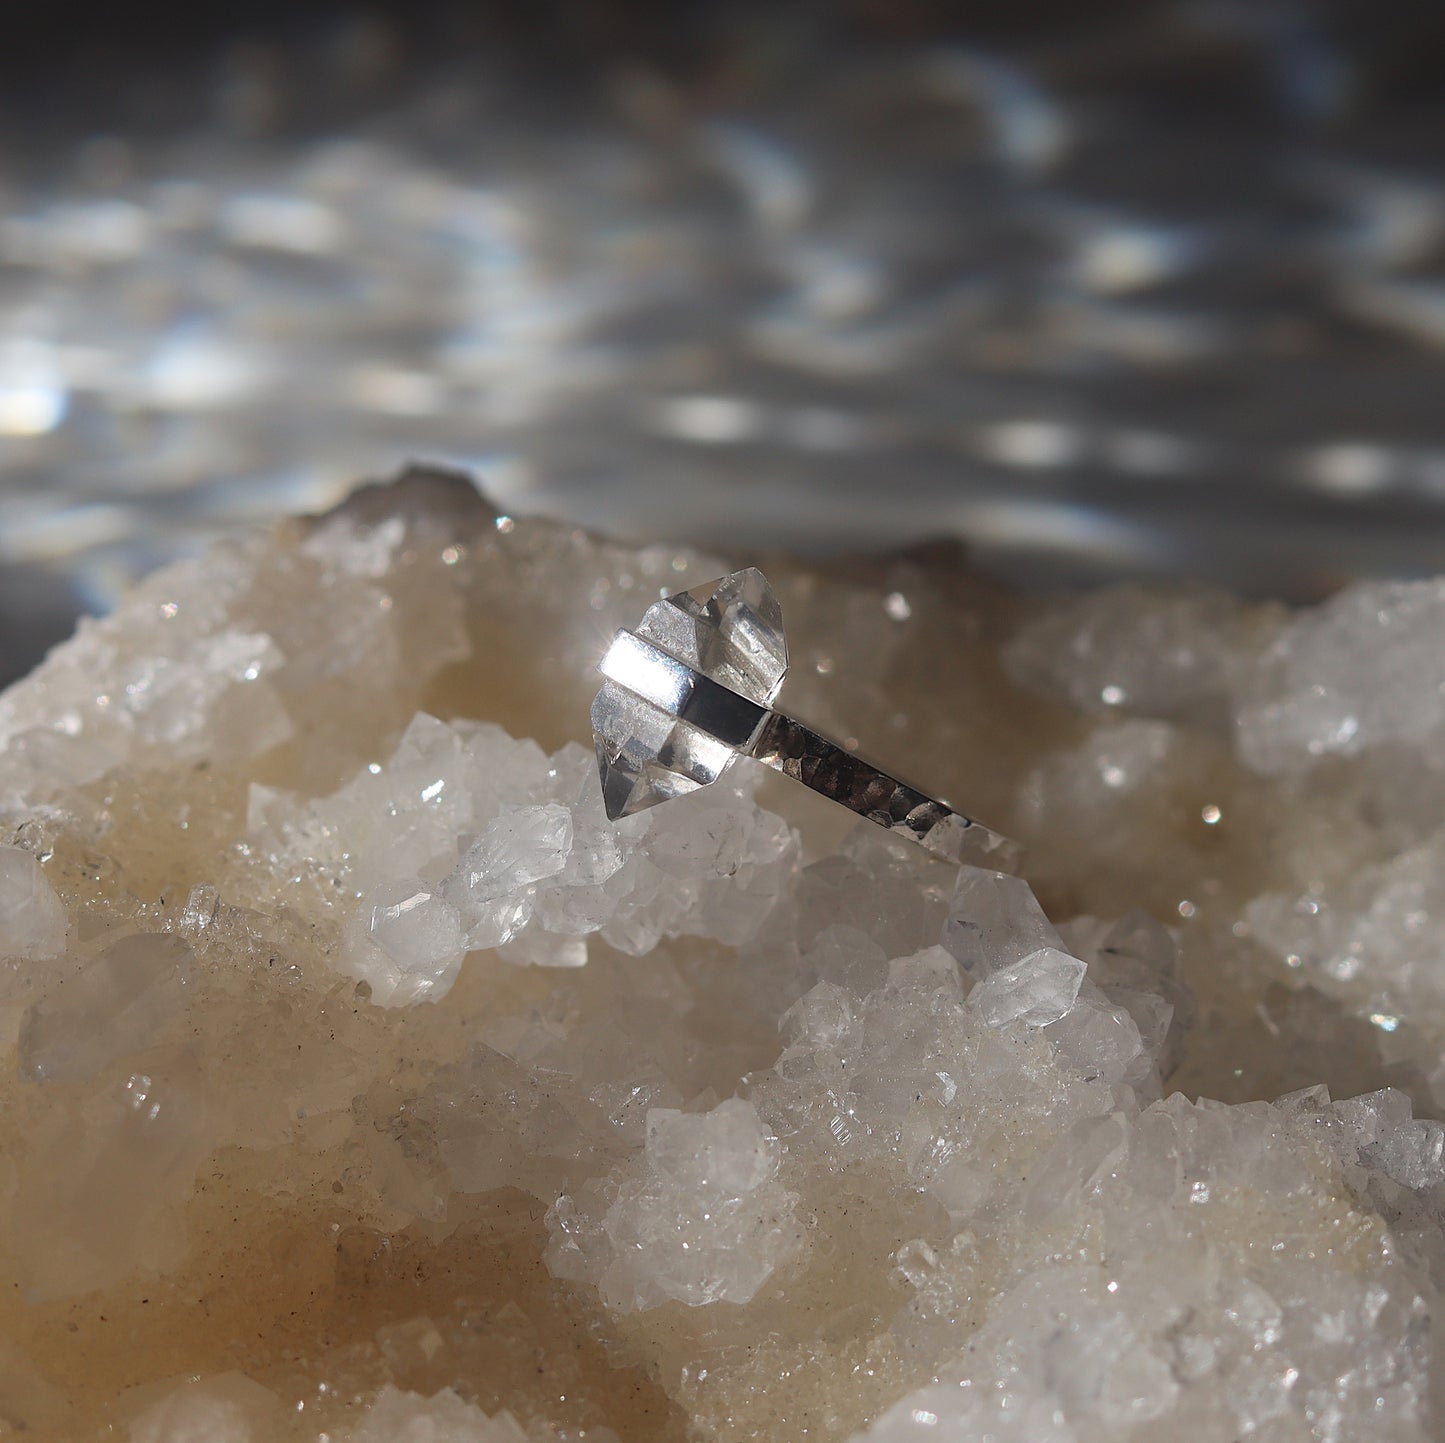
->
[0,469,1443,1441]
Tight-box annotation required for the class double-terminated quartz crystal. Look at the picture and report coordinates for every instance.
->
[1,471,1445,1442]
[592,568,786,820]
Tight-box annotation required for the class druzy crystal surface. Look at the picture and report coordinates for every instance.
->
[3,471,1445,1441]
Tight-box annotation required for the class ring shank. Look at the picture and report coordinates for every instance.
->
[750,712,1021,871]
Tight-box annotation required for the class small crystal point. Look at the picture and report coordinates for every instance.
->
[593,568,787,816]
[635,567,788,706]
[591,680,732,819]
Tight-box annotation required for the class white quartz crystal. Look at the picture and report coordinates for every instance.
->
[256,704,794,1002]
[0,844,68,967]
[968,945,1087,1027]
[444,803,573,948]
[1235,577,1445,773]
[548,1097,800,1311]
[2,472,1445,1443]
[942,866,1062,978]
[864,1080,1440,1442]
[348,881,468,1006]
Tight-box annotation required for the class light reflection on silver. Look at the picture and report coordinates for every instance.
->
[598,630,769,750]
[2,10,1445,669]
[600,632,694,716]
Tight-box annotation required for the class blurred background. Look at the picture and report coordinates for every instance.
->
[1,0,1444,680]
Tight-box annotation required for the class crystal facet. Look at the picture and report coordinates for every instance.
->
[593,568,787,819]
[591,680,737,819]
[634,566,787,706]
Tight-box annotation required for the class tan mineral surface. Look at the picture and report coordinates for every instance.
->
[0,472,1442,1441]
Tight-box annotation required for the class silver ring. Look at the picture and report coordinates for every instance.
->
[591,568,1020,871]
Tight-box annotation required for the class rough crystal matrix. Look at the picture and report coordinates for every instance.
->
[1,471,1443,1442]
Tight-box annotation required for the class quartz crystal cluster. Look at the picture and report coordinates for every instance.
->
[2,471,1445,1442]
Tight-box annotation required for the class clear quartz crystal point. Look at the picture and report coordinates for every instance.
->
[591,681,737,819]
[593,569,788,819]
[634,567,787,706]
